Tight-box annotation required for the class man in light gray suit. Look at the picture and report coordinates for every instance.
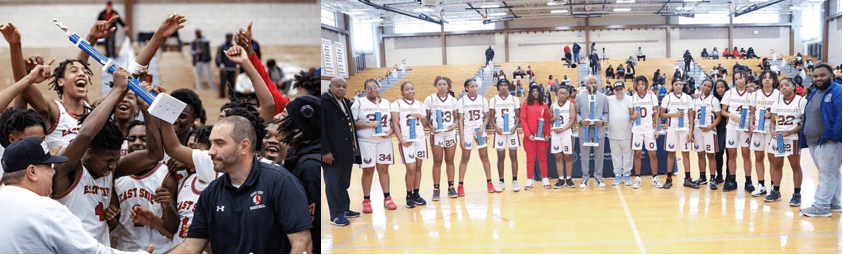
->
[576,76,610,188]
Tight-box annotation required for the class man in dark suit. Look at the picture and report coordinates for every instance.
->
[321,77,362,226]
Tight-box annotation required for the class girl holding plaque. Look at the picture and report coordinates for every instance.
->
[766,78,806,205]
[520,83,551,190]
[748,71,780,197]
[390,82,429,209]
[720,71,754,192]
[424,76,459,200]
[550,86,576,188]
[660,79,696,189]
[456,78,495,194]
[692,79,722,190]
[351,79,397,213]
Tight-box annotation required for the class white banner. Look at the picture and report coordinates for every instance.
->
[321,38,335,76]
[335,41,348,78]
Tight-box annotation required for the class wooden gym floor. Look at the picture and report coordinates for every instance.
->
[321,136,842,254]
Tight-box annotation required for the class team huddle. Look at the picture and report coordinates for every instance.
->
[349,69,807,211]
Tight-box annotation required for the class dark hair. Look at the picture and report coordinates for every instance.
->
[171,89,206,124]
[433,76,452,90]
[220,99,254,115]
[526,83,545,105]
[293,68,320,97]
[732,70,748,86]
[714,79,730,100]
[189,125,213,149]
[124,120,145,136]
[0,109,47,147]
[225,106,266,151]
[400,81,414,91]
[495,79,510,91]
[364,78,379,90]
[277,110,318,151]
[266,59,277,68]
[815,64,834,75]
[49,59,93,99]
[556,85,571,95]
[758,70,779,89]
[463,78,476,91]
[78,115,125,151]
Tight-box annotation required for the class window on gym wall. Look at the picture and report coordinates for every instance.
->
[322,9,336,27]
[393,19,494,34]
[800,4,822,41]
[351,16,376,53]
[678,11,780,24]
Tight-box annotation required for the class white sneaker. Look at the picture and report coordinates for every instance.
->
[751,185,767,197]
[496,181,505,193]
[525,179,534,190]
[542,177,551,189]
[633,176,642,189]
[580,178,589,189]
[652,176,663,188]
[513,181,520,192]
[596,178,606,187]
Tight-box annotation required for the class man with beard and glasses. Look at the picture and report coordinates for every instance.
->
[798,64,842,217]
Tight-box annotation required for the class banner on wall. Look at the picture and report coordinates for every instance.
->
[322,38,335,76]
[335,41,348,78]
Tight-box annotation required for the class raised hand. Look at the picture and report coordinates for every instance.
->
[224,45,248,64]
[235,21,254,56]
[0,22,21,45]
[24,55,45,74]
[113,67,130,89]
[26,58,56,84]
[156,12,186,38]
[88,16,119,41]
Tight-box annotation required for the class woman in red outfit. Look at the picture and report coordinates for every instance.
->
[520,83,552,190]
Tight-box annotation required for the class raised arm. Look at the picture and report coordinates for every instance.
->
[0,22,28,109]
[225,45,275,121]
[134,13,186,68]
[235,22,289,114]
[77,16,119,62]
[0,60,54,110]
[115,93,164,178]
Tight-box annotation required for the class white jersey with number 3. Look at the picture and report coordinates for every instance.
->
[551,100,572,129]
[113,163,174,253]
[424,94,457,130]
[55,167,113,246]
[457,94,489,129]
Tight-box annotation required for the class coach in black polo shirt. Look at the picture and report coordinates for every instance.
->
[166,116,312,254]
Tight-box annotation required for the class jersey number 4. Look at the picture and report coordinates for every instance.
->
[95,202,105,221]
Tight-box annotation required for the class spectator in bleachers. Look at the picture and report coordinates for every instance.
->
[746,47,759,59]
[191,29,214,90]
[573,42,581,64]
[267,59,284,92]
[653,69,662,86]
[732,47,742,59]
[794,53,804,67]
[636,47,646,62]
[616,63,624,79]
[606,64,615,79]
[806,59,814,74]
[625,63,635,82]
[526,66,536,81]
[673,68,682,82]
[701,48,710,60]
[723,48,733,59]
[709,66,720,79]
[717,63,728,77]
[712,47,720,60]
[589,51,600,75]
[683,50,694,72]
[515,80,525,97]
[563,44,570,56]
[216,33,238,99]
[794,73,804,88]
[564,50,573,68]
[561,75,571,86]
[739,48,747,59]
[513,66,526,79]
[626,56,637,67]
[547,75,556,89]
[485,46,494,65]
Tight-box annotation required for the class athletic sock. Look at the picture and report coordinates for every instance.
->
[499,178,505,183]
[685,172,691,180]
[434,184,440,190]
[407,191,413,197]
[794,188,801,194]
[667,172,674,177]
[364,196,370,200]
[413,189,420,197]
[745,175,752,184]
[448,181,454,188]
[459,181,464,186]
[773,186,780,192]
[384,192,390,198]
[513,177,517,181]
[758,181,765,187]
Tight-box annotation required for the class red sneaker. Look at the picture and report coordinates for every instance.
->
[457,185,465,197]
[383,197,397,210]
[362,199,372,213]
[487,182,495,193]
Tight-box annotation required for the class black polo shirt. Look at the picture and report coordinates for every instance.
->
[188,157,312,253]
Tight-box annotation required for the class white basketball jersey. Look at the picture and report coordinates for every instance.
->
[721,89,753,126]
[551,100,572,129]
[457,94,489,129]
[489,94,520,131]
[753,89,780,131]
[172,174,208,246]
[390,99,425,141]
[45,101,90,149]
[771,95,807,140]
[694,94,721,128]
[661,92,695,128]
[424,93,457,129]
[113,163,174,253]
[351,97,392,141]
[55,167,113,246]
[629,92,659,133]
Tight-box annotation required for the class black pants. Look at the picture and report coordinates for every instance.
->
[684,60,691,72]
[105,35,117,58]
[486,56,493,64]
[637,55,646,61]
[219,69,237,99]
[323,162,352,219]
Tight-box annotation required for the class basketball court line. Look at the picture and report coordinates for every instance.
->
[332,231,841,251]
[615,185,647,254]
[332,224,374,250]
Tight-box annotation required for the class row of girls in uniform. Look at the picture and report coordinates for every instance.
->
[349,69,806,212]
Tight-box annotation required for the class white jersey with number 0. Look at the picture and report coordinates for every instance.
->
[629,92,659,133]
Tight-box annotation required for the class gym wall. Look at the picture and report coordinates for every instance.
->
[829,16,842,66]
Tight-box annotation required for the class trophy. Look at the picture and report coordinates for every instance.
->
[698,105,708,128]
[407,104,418,142]
[676,108,688,131]
[754,97,768,133]
[634,104,642,126]
[503,112,510,134]
[737,98,749,131]
[53,19,185,124]
[475,127,487,148]
[535,108,547,141]
[774,126,787,157]
[552,108,563,130]
[657,116,665,135]
[583,95,599,146]
[435,109,448,132]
